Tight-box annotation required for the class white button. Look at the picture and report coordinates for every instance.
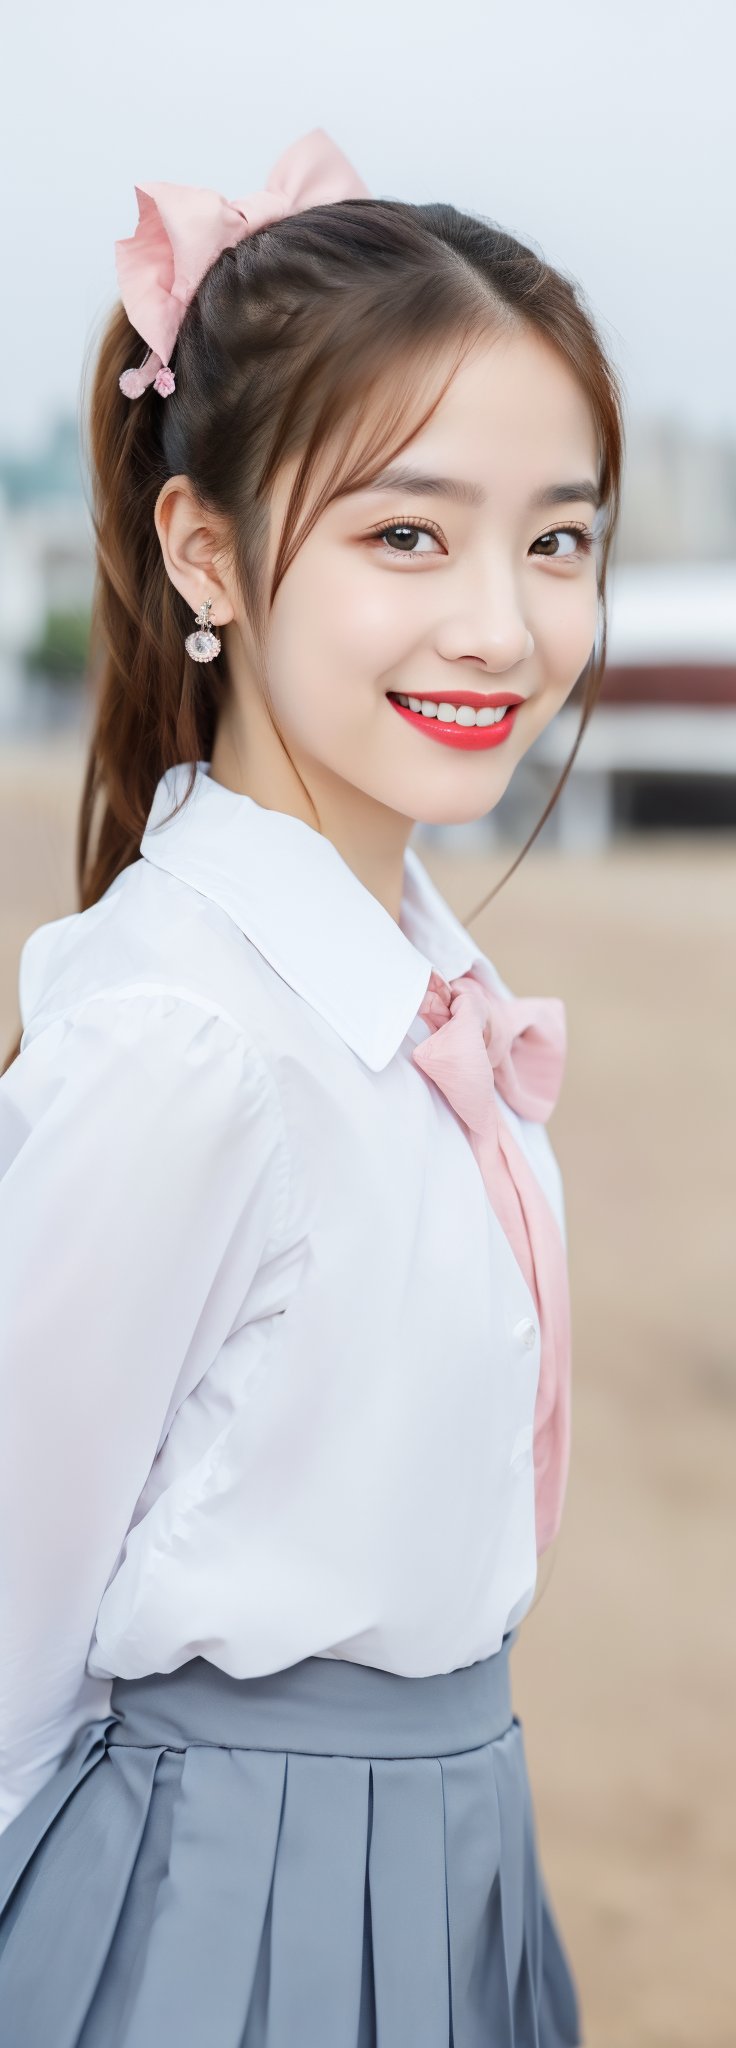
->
[513,1317,537,1351]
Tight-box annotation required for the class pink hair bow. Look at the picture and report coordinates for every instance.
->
[115,127,371,399]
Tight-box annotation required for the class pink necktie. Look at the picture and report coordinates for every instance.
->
[412,968,571,1556]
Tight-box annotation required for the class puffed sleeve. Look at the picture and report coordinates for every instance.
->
[0,990,288,1836]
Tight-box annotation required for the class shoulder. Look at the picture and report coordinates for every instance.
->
[6,976,285,1145]
[9,860,290,1176]
[2,972,292,1260]
[18,856,268,1056]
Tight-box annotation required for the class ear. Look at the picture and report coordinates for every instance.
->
[154,475,236,625]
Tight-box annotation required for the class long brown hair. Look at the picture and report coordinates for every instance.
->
[2,195,625,1074]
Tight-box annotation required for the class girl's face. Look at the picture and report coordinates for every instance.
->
[214,325,603,860]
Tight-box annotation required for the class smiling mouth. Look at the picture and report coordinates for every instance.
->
[387,692,519,727]
[386,693,523,751]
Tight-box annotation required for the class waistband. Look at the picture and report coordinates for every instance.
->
[105,1629,518,1760]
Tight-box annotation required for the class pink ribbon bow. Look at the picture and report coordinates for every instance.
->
[115,127,371,398]
[412,968,571,1556]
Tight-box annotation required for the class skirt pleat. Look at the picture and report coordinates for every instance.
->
[442,1739,514,2046]
[85,1747,288,2048]
[368,1758,451,2048]
[255,1752,371,2048]
[0,1640,583,2047]
[0,1733,165,2048]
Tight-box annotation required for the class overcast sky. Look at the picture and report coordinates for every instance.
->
[2,0,734,454]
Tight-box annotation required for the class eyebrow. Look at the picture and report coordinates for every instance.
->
[350,465,603,513]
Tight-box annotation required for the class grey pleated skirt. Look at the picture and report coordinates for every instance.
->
[0,1627,583,2047]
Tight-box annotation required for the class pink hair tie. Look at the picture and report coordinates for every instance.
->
[118,353,174,399]
[115,127,370,400]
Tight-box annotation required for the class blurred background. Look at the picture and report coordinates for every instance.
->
[1,3,734,2042]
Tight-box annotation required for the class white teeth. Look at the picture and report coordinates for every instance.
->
[476,706,506,727]
[394,695,511,727]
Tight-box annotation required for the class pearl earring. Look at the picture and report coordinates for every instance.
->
[184,597,221,663]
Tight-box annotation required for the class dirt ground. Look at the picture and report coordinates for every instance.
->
[1,733,734,2048]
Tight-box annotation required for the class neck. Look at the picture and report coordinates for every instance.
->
[207,725,414,926]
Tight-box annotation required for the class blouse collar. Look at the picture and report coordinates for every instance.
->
[139,761,488,1072]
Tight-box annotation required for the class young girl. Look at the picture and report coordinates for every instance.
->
[0,127,623,2045]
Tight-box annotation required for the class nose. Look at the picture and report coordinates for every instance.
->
[435,566,534,671]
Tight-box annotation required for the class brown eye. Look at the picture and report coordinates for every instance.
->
[532,526,594,558]
[368,517,445,559]
[384,525,425,552]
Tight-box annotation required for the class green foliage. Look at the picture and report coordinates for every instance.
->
[23,608,91,681]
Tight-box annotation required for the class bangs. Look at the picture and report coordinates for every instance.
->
[267,318,502,605]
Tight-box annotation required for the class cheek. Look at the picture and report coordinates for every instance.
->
[323,556,421,670]
[542,576,600,684]
[271,551,419,680]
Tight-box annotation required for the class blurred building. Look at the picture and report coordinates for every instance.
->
[612,414,736,566]
[0,418,94,732]
[515,560,736,850]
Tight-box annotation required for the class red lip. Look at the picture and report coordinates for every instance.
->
[387,697,522,751]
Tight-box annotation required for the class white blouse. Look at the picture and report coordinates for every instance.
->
[0,760,567,1837]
